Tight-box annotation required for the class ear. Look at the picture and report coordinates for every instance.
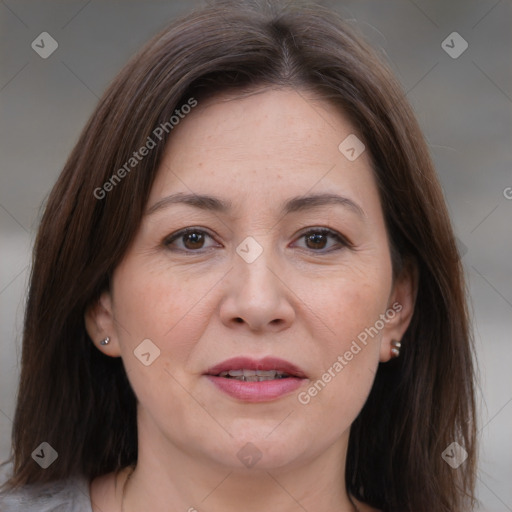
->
[84,290,122,357]
[380,257,418,363]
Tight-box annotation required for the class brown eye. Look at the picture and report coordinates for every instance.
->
[164,228,218,252]
[305,232,329,250]
[182,232,205,249]
[295,228,349,253]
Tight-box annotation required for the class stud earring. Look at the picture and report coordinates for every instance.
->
[390,339,401,358]
[100,336,110,346]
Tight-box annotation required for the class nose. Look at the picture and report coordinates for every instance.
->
[219,246,296,333]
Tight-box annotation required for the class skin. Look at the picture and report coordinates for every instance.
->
[86,87,416,512]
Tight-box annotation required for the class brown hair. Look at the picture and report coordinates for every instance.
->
[1,1,477,510]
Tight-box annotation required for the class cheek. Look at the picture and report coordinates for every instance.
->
[296,312,380,445]
[293,267,389,420]
[112,258,214,341]
[110,262,212,419]
[109,260,222,405]
[295,259,391,345]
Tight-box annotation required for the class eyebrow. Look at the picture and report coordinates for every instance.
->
[146,192,365,218]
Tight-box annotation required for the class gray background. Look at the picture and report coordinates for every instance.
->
[1,0,511,510]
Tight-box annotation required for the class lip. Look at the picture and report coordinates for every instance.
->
[204,356,308,403]
[205,356,307,378]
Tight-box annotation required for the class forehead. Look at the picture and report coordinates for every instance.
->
[150,87,377,211]
[165,87,357,162]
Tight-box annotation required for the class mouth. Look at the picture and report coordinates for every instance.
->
[216,369,293,381]
[205,356,307,380]
[204,357,307,402]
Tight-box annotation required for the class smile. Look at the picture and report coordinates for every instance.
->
[217,369,291,381]
[205,357,307,402]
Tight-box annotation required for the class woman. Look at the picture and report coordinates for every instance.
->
[0,1,477,511]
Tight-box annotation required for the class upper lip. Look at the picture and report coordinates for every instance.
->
[205,356,307,378]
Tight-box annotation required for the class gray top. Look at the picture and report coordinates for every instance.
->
[0,471,93,512]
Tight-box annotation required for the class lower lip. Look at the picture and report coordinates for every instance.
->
[205,375,305,402]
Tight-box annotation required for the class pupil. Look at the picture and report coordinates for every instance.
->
[307,233,326,249]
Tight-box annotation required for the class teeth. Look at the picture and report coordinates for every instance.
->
[225,370,244,377]
[218,369,290,381]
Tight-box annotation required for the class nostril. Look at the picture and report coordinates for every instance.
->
[234,317,244,323]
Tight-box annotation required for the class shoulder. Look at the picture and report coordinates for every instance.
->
[0,473,92,512]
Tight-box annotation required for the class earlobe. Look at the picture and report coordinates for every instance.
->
[380,258,418,363]
[84,291,122,357]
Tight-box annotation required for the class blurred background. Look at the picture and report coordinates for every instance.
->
[1,0,511,510]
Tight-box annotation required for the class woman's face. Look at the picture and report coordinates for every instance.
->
[88,87,414,471]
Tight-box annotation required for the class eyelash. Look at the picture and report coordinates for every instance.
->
[163,227,352,254]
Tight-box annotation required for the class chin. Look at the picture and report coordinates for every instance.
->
[204,432,309,471]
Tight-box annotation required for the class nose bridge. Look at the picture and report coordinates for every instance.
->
[234,233,280,296]
[219,232,295,331]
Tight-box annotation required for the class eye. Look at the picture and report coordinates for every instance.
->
[293,228,351,252]
[163,228,220,252]
[163,227,350,253]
